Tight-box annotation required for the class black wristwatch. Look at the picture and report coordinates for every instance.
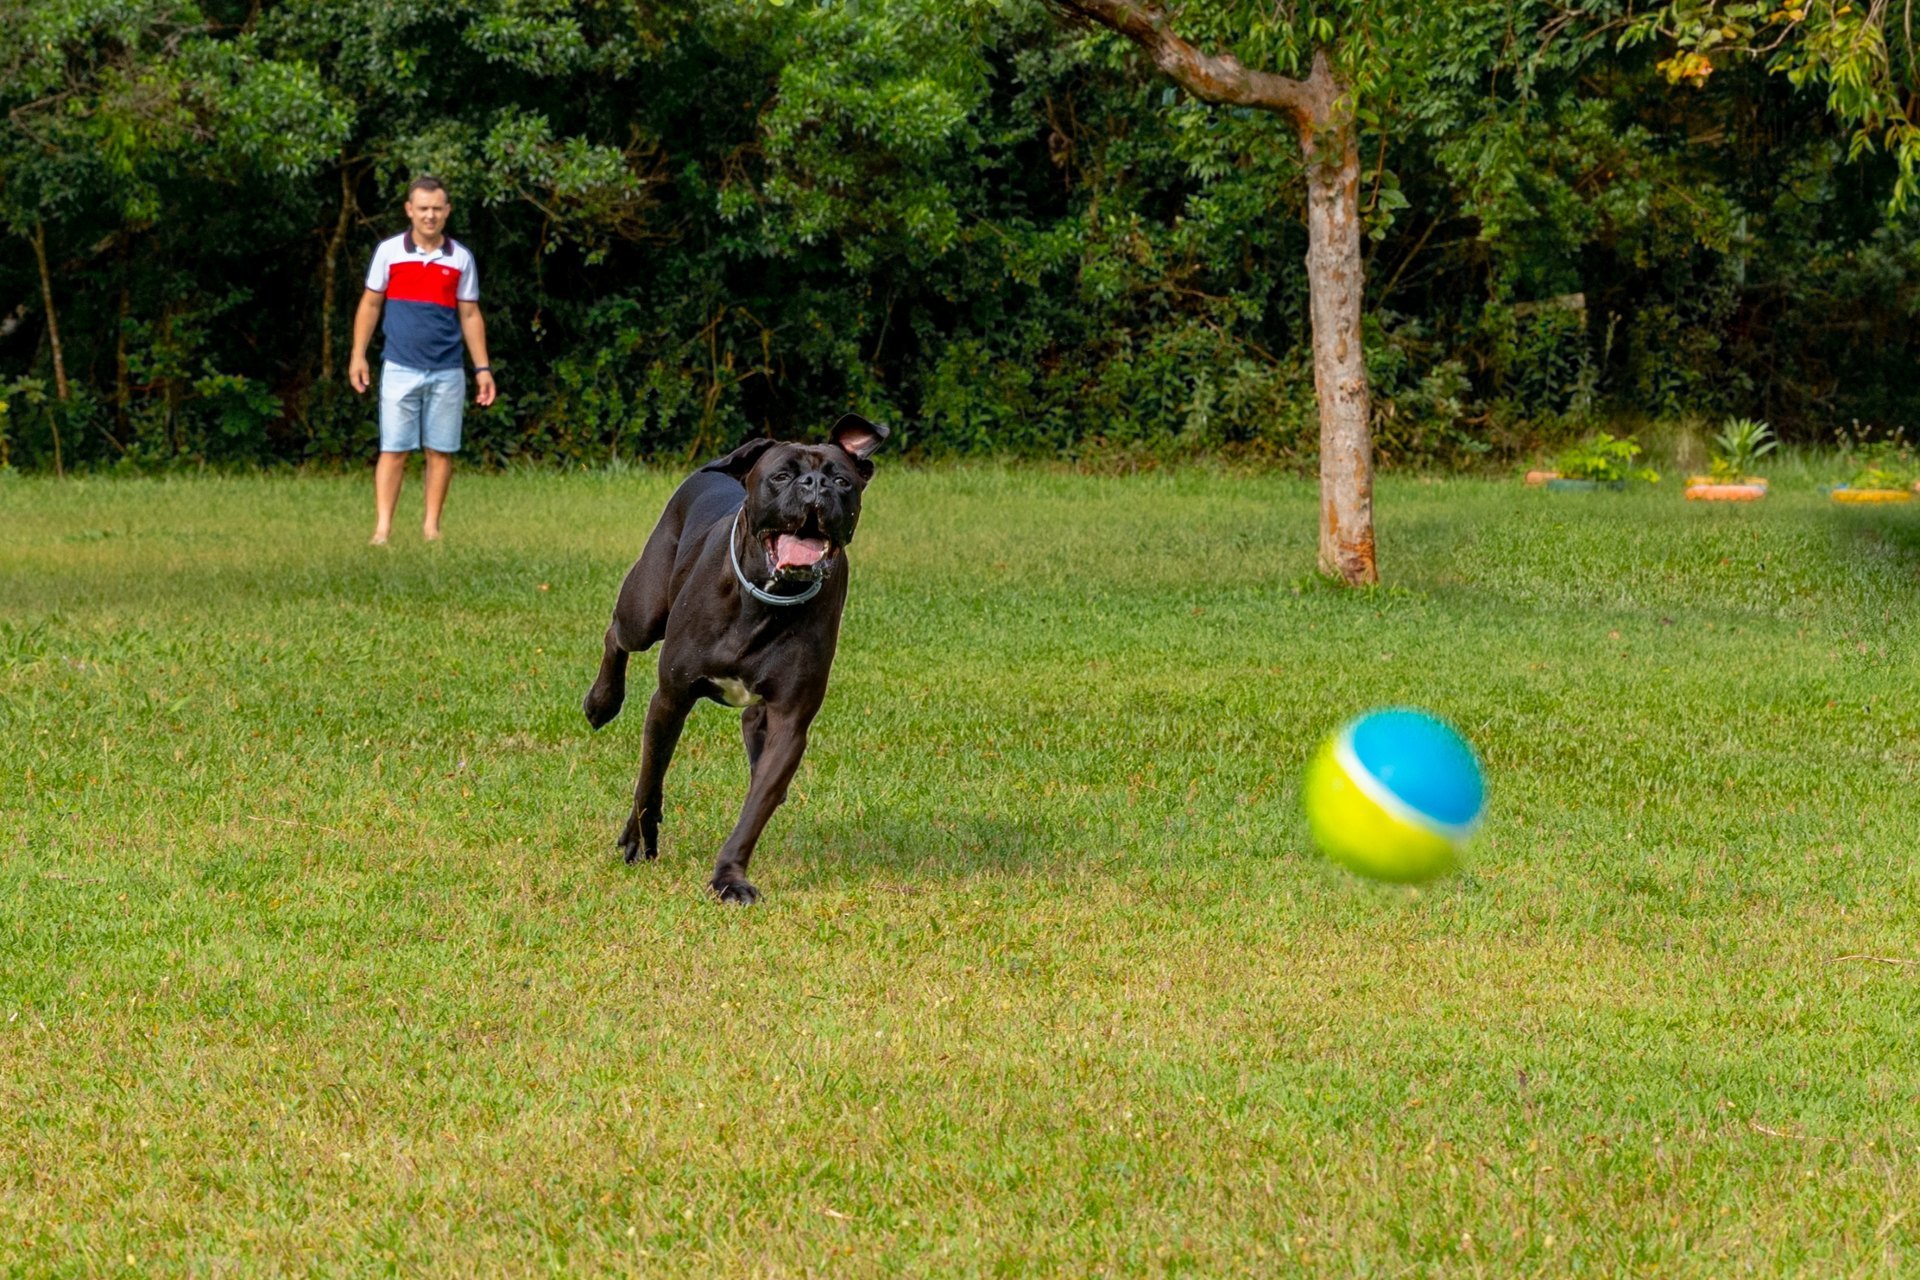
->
[474,365,492,374]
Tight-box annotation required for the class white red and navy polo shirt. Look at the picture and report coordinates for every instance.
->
[364,232,479,372]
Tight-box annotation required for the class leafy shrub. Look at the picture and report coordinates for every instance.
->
[1843,437,1918,491]
[1555,432,1659,484]
[1368,312,1491,468]
[1707,417,1777,482]
[1482,301,1596,423]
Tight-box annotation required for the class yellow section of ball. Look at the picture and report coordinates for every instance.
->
[1303,738,1462,884]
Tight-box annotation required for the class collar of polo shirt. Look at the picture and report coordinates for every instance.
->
[401,231,453,257]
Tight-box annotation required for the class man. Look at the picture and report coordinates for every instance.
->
[348,175,497,544]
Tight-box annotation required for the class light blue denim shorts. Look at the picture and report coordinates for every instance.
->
[379,362,466,453]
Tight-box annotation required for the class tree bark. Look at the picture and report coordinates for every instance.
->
[29,219,67,476]
[320,165,355,382]
[1047,4,1379,584]
[1302,123,1376,583]
[31,219,70,403]
[115,242,132,439]
[162,308,181,458]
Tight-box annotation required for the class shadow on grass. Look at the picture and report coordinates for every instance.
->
[1830,506,1920,595]
[776,811,1067,892]
[1836,507,1920,551]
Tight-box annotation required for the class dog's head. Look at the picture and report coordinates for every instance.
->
[701,414,889,583]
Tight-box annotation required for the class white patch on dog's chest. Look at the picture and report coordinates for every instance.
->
[712,677,763,708]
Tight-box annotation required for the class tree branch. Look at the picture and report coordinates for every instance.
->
[1050,0,1327,128]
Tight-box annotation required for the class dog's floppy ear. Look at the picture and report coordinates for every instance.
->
[700,436,779,479]
[828,413,889,480]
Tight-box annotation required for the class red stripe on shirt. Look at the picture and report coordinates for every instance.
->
[385,260,462,308]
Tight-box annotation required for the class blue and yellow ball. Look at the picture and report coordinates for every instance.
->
[1303,708,1486,883]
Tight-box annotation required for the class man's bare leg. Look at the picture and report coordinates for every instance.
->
[371,451,410,545]
[423,448,453,541]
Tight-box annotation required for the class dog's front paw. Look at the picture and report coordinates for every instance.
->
[710,877,760,906]
[616,815,655,865]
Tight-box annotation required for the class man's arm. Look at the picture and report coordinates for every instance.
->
[347,289,385,394]
[458,300,495,407]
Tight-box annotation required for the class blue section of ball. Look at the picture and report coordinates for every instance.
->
[1346,708,1486,829]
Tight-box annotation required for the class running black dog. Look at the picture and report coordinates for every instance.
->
[582,415,888,903]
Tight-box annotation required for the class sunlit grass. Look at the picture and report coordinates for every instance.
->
[2,467,1917,1275]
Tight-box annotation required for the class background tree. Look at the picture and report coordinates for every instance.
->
[2,0,346,466]
[1044,1,1387,582]
[1628,0,1920,209]
[1038,1,1679,583]
[2,0,1914,483]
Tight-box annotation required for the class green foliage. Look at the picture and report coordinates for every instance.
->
[1625,0,1920,211]
[0,377,47,470]
[1840,434,1918,491]
[1708,415,1777,480]
[1555,432,1661,484]
[1366,314,1487,466]
[2,0,1918,471]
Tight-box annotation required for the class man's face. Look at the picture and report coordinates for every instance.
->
[404,189,450,240]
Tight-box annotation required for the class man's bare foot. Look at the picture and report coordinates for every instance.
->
[422,527,443,542]
[370,530,391,546]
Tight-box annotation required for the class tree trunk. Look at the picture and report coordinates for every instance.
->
[162,309,181,458]
[1302,122,1377,584]
[29,219,67,476]
[320,165,355,382]
[1044,5,1380,584]
[31,219,70,403]
[115,243,132,439]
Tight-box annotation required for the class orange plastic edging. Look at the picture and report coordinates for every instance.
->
[1685,484,1766,502]
[1831,489,1914,504]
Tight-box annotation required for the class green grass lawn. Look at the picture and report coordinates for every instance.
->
[3,466,1918,1276]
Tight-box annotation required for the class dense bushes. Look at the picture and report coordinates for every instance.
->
[2,1,1915,473]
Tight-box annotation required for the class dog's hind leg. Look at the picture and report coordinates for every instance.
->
[582,626,630,729]
[617,688,692,864]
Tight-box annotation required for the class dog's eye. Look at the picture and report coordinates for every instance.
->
[770,472,791,485]
[834,475,851,489]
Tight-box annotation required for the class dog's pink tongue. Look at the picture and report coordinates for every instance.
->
[774,534,828,571]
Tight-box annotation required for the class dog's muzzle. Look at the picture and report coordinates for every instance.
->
[767,530,833,581]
